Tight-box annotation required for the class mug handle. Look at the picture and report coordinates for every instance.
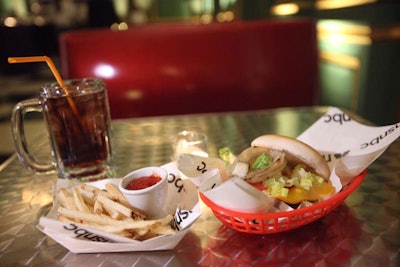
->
[11,98,54,173]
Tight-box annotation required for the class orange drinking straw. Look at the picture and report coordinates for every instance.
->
[8,56,80,118]
[8,56,66,88]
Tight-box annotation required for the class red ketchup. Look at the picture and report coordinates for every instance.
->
[126,174,162,190]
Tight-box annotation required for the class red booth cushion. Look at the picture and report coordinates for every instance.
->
[59,19,319,119]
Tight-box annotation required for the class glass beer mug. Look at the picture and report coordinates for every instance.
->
[11,78,114,181]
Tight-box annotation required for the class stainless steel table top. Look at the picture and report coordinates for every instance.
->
[0,107,398,266]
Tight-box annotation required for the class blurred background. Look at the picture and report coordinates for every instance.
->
[0,0,399,163]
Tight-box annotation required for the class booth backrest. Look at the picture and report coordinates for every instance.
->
[59,19,319,119]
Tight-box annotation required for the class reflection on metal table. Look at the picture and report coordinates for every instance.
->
[0,107,398,266]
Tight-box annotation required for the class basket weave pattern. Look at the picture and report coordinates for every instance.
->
[200,170,366,234]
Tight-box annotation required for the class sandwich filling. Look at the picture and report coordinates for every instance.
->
[222,147,335,204]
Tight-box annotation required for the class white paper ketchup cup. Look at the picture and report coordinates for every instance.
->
[119,166,168,219]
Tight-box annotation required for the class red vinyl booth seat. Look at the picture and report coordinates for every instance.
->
[59,19,319,119]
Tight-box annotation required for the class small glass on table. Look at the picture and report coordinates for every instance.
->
[171,130,208,161]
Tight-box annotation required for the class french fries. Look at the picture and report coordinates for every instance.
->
[56,182,176,240]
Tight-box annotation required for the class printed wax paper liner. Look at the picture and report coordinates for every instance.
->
[37,162,202,253]
[297,107,400,186]
[187,107,400,213]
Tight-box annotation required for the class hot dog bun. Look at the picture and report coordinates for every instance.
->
[251,134,330,180]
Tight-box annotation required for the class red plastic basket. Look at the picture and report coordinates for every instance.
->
[199,170,366,234]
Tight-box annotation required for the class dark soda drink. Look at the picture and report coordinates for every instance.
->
[40,78,113,180]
